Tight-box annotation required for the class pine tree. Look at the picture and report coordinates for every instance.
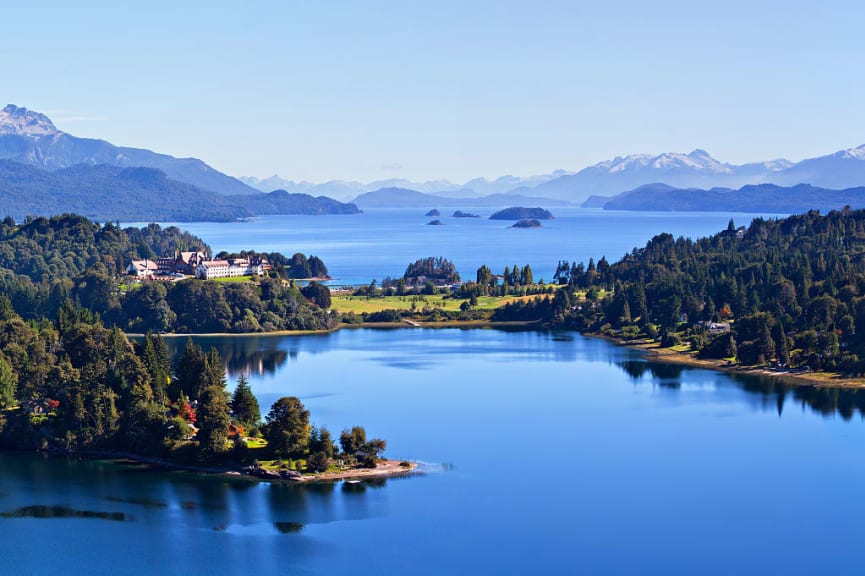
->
[263,397,310,458]
[197,385,231,459]
[173,339,208,401]
[230,374,260,428]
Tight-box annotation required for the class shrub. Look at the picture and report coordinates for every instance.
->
[307,451,330,473]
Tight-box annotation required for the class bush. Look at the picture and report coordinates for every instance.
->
[307,451,330,473]
[689,335,705,351]
[660,331,681,347]
[642,323,658,339]
[621,325,640,339]
[700,332,737,360]
[231,437,250,463]
[364,309,403,323]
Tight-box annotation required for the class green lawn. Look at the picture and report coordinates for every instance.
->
[211,276,256,284]
[244,436,267,449]
[331,293,548,314]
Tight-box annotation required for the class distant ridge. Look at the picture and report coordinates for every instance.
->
[0,160,247,222]
[225,189,361,215]
[593,182,865,214]
[528,146,865,203]
[0,104,258,196]
[0,160,360,222]
[240,171,573,201]
[351,187,573,209]
[246,143,865,206]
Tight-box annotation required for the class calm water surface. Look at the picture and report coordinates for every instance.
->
[3,328,865,575]
[141,208,787,284]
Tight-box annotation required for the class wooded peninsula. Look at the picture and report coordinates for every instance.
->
[3,208,865,472]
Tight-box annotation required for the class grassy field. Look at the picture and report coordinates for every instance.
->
[211,276,256,284]
[331,293,549,314]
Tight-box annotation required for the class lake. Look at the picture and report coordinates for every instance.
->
[138,208,788,285]
[3,327,865,576]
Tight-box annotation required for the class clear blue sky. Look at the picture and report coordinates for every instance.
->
[3,1,863,182]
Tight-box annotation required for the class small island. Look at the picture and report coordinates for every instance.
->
[425,209,441,217]
[512,219,542,228]
[426,219,444,226]
[452,210,480,218]
[489,207,554,220]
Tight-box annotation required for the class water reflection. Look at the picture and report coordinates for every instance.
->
[161,328,864,422]
[619,358,865,421]
[274,521,304,534]
[1,505,127,521]
[167,337,291,376]
[105,495,168,508]
[617,360,683,388]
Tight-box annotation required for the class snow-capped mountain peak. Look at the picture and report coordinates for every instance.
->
[838,144,865,160]
[0,104,59,136]
[594,150,732,174]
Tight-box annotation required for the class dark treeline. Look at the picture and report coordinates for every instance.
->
[0,214,209,283]
[493,208,865,375]
[0,214,336,333]
[0,304,384,469]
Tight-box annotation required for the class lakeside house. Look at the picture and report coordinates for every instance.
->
[695,321,731,335]
[126,259,159,279]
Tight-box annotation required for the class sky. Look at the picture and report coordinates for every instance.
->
[2,1,864,183]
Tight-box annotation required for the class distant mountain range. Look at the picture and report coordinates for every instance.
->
[246,146,865,206]
[589,182,865,214]
[5,103,865,216]
[240,171,575,201]
[0,105,361,221]
[351,187,572,209]
[0,104,258,195]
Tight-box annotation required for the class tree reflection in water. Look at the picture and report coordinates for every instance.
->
[617,359,865,420]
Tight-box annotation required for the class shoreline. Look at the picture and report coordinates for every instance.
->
[126,319,541,338]
[589,332,865,389]
[127,321,865,388]
[37,449,420,484]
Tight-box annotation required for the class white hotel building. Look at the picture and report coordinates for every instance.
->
[195,258,267,280]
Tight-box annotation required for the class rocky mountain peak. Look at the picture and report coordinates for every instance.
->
[0,104,59,136]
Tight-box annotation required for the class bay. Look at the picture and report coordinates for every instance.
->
[3,327,865,575]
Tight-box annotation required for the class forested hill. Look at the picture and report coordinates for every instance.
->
[225,189,361,215]
[0,214,209,283]
[0,160,361,221]
[0,160,249,222]
[0,214,337,334]
[495,208,865,374]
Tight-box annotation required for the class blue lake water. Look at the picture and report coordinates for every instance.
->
[139,208,787,285]
[7,209,862,575]
[3,327,865,576]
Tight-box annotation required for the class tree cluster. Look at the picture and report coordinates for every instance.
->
[403,257,460,286]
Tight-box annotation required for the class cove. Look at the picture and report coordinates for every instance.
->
[3,327,865,575]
